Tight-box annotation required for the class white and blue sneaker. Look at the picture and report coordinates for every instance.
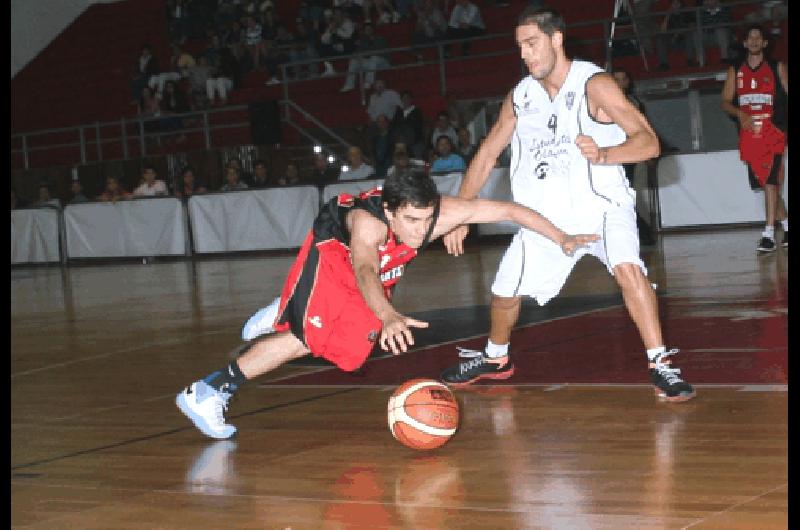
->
[176,381,237,440]
[241,297,281,341]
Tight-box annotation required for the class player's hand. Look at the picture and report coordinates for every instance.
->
[738,112,754,131]
[575,134,604,164]
[560,233,600,256]
[380,314,430,355]
[443,225,469,256]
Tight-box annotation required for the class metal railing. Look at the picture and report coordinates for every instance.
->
[10,0,776,171]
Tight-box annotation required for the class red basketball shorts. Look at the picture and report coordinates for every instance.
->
[274,231,382,372]
[739,121,786,186]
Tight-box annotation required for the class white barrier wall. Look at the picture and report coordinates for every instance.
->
[322,179,384,203]
[188,186,320,252]
[64,198,187,258]
[11,207,60,263]
[657,150,789,228]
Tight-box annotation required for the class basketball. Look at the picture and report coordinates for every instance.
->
[387,379,460,450]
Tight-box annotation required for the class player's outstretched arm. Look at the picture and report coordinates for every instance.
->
[349,209,429,354]
[432,196,599,256]
[443,90,517,257]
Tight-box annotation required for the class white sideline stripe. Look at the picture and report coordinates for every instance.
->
[737,384,787,392]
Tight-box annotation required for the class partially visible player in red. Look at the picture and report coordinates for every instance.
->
[721,24,788,253]
[176,170,599,439]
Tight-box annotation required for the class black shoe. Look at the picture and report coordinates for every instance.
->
[757,236,776,253]
[649,349,695,402]
[781,231,788,248]
[440,351,515,386]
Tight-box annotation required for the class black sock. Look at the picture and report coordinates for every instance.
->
[203,361,246,393]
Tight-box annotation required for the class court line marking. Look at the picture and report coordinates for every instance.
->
[10,388,360,471]
[10,329,232,378]
[255,383,787,391]
[681,482,788,529]
[266,303,627,384]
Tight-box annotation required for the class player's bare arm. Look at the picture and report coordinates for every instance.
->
[433,196,599,256]
[348,209,428,354]
[443,90,517,257]
[577,73,660,165]
[777,62,788,93]
[721,66,754,130]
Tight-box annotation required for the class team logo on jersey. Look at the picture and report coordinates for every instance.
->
[565,91,575,110]
[308,315,323,328]
[380,254,391,269]
[515,99,539,117]
[535,161,550,179]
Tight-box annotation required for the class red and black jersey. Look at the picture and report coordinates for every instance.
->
[733,59,787,132]
[312,188,440,295]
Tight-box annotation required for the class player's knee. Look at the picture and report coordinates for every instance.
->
[613,262,644,288]
[491,295,521,310]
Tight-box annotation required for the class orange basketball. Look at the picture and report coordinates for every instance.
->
[387,379,460,450]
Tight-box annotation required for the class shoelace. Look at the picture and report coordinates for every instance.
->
[460,357,485,374]
[213,391,232,426]
[653,349,683,385]
[457,347,483,359]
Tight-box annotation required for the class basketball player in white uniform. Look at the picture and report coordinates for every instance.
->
[440,7,695,402]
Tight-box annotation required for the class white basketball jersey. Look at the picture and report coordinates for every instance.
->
[509,60,633,228]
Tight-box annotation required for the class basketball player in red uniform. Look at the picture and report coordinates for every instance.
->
[721,24,788,252]
[176,170,599,439]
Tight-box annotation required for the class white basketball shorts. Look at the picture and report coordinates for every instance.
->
[491,202,647,305]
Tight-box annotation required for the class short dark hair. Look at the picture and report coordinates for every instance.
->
[743,23,767,40]
[381,170,440,212]
[435,134,453,147]
[181,166,195,175]
[516,7,565,36]
[142,163,157,172]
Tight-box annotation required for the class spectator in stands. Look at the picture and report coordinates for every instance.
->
[278,161,302,186]
[221,166,250,191]
[222,19,245,61]
[456,126,477,164]
[340,22,390,92]
[148,44,193,97]
[131,44,160,103]
[318,7,358,75]
[138,86,162,135]
[207,46,242,106]
[386,142,427,177]
[391,90,425,159]
[97,176,132,202]
[33,184,60,208]
[69,180,90,204]
[175,166,208,199]
[655,0,699,71]
[262,35,291,85]
[430,110,458,148]
[251,159,272,187]
[188,55,214,108]
[167,0,192,44]
[430,135,466,173]
[160,80,190,142]
[215,0,241,27]
[308,152,338,186]
[243,15,266,72]
[366,0,401,25]
[371,114,395,177]
[298,0,325,32]
[201,34,223,68]
[697,0,734,66]
[226,158,252,184]
[367,79,402,123]
[445,0,486,57]
[133,165,170,197]
[410,0,448,62]
[339,146,376,180]
[335,0,365,21]
[287,17,321,80]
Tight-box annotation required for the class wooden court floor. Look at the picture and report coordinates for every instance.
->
[11,227,788,529]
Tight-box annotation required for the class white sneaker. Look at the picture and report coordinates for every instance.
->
[241,297,281,341]
[340,84,355,92]
[176,381,237,440]
[265,76,280,85]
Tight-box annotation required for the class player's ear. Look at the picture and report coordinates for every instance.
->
[552,30,563,50]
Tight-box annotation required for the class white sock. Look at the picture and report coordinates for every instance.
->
[485,340,509,358]
[781,219,788,231]
[646,345,666,362]
[763,225,775,239]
